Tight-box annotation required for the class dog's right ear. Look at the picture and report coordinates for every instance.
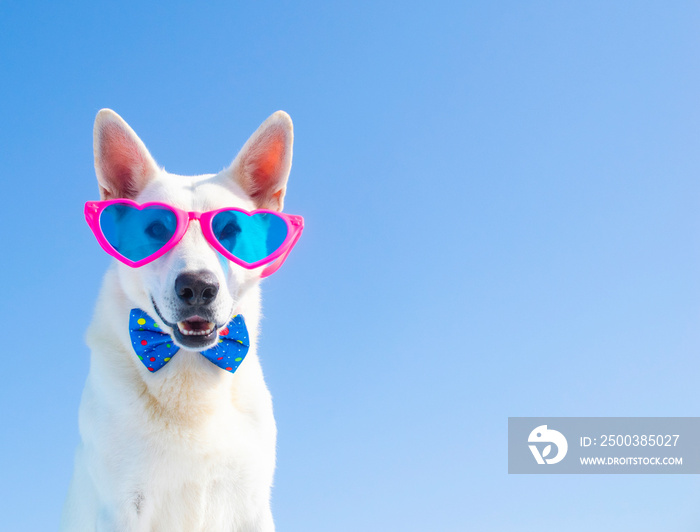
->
[93,109,159,200]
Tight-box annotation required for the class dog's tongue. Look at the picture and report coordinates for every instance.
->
[177,316,215,336]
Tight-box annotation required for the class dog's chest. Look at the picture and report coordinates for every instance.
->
[92,373,275,530]
[137,426,263,531]
[125,368,272,471]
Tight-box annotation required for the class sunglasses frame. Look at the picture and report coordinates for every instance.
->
[85,199,304,278]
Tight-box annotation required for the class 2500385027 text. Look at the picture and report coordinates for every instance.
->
[579,435,680,447]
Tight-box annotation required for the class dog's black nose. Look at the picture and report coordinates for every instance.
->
[175,271,219,306]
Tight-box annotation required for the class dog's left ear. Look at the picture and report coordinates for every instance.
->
[227,111,293,212]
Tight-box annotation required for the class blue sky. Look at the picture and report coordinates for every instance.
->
[2,1,700,530]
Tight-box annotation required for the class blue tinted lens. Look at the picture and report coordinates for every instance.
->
[211,210,288,264]
[100,204,178,262]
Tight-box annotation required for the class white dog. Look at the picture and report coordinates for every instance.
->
[61,109,301,531]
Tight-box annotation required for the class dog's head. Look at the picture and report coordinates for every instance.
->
[92,109,293,351]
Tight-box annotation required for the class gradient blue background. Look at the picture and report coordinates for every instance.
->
[2,2,700,530]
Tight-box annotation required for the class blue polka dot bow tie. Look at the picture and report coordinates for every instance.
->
[128,308,250,373]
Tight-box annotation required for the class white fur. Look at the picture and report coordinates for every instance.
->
[61,109,294,531]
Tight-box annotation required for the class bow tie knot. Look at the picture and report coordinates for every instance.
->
[128,309,250,373]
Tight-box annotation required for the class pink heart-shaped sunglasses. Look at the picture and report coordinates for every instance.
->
[85,199,304,277]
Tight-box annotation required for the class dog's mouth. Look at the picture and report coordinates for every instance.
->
[172,316,219,349]
[177,317,216,337]
[151,299,224,350]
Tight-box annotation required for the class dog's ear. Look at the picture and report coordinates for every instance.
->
[93,109,159,200]
[228,111,293,211]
